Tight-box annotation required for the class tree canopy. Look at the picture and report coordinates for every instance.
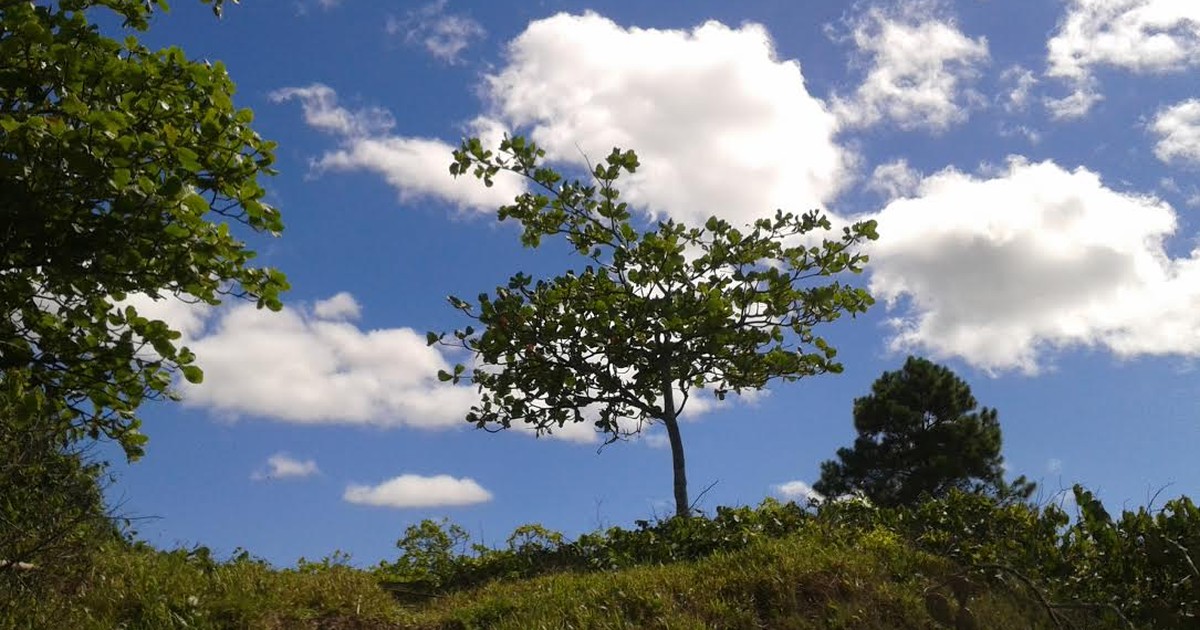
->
[436,136,878,517]
[814,356,1033,507]
[0,0,286,459]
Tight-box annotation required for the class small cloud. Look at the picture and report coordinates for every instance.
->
[387,0,485,65]
[312,292,361,321]
[832,1,990,132]
[252,453,320,481]
[868,159,922,199]
[773,480,824,503]
[1044,83,1103,121]
[998,65,1037,113]
[268,85,394,138]
[1151,99,1200,166]
[344,474,493,508]
[1047,458,1063,474]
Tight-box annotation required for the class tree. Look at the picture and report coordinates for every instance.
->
[813,356,1034,508]
[0,0,287,459]
[434,136,878,518]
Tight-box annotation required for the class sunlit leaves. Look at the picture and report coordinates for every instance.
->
[0,1,287,459]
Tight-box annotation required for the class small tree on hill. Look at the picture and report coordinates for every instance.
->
[433,137,879,518]
[814,356,1034,508]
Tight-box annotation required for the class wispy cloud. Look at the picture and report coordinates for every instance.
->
[386,0,485,65]
[1045,1,1200,119]
[271,83,522,211]
[831,1,989,132]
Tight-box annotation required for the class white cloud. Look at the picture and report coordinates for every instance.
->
[165,295,478,429]
[343,474,492,508]
[1044,81,1103,120]
[870,157,1200,372]
[868,159,922,200]
[269,85,394,138]
[485,12,851,226]
[312,292,361,321]
[773,480,824,503]
[252,453,319,481]
[1152,99,1200,166]
[998,65,1037,113]
[832,2,989,132]
[131,293,688,445]
[273,84,522,212]
[387,0,485,65]
[1047,458,1064,474]
[119,293,211,342]
[1045,1,1200,118]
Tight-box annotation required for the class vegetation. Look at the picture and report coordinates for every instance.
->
[1,5,1193,630]
[436,137,878,517]
[0,0,287,460]
[5,489,1196,629]
[815,356,1035,507]
[0,372,119,616]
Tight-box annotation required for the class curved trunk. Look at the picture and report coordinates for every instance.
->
[660,381,689,518]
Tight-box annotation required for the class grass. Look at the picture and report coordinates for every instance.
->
[4,524,1092,630]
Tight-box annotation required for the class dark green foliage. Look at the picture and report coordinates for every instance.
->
[815,356,1033,507]
[439,136,878,517]
[0,372,117,615]
[0,0,287,459]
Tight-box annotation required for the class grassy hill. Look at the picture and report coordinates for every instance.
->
[9,488,1189,629]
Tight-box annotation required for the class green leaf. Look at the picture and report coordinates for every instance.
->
[180,365,204,384]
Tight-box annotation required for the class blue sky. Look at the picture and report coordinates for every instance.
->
[105,0,1200,567]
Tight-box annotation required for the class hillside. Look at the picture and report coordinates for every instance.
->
[7,490,1187,629]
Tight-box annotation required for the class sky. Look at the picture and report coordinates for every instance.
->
[102,0,1200,567]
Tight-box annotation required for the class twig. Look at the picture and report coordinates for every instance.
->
[689,480,719,514]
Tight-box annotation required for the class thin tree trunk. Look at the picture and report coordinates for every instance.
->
[660,381,689,518]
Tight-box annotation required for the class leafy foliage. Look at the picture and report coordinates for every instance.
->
[0,372,118,613]
[815,356,1034,507]
[0,0,287,459]
[438,135,878,516]
[1056,486,1200,628]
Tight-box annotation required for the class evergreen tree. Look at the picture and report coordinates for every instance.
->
[814,356,1033,507]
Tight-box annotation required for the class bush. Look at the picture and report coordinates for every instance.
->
[0,372,118,621]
